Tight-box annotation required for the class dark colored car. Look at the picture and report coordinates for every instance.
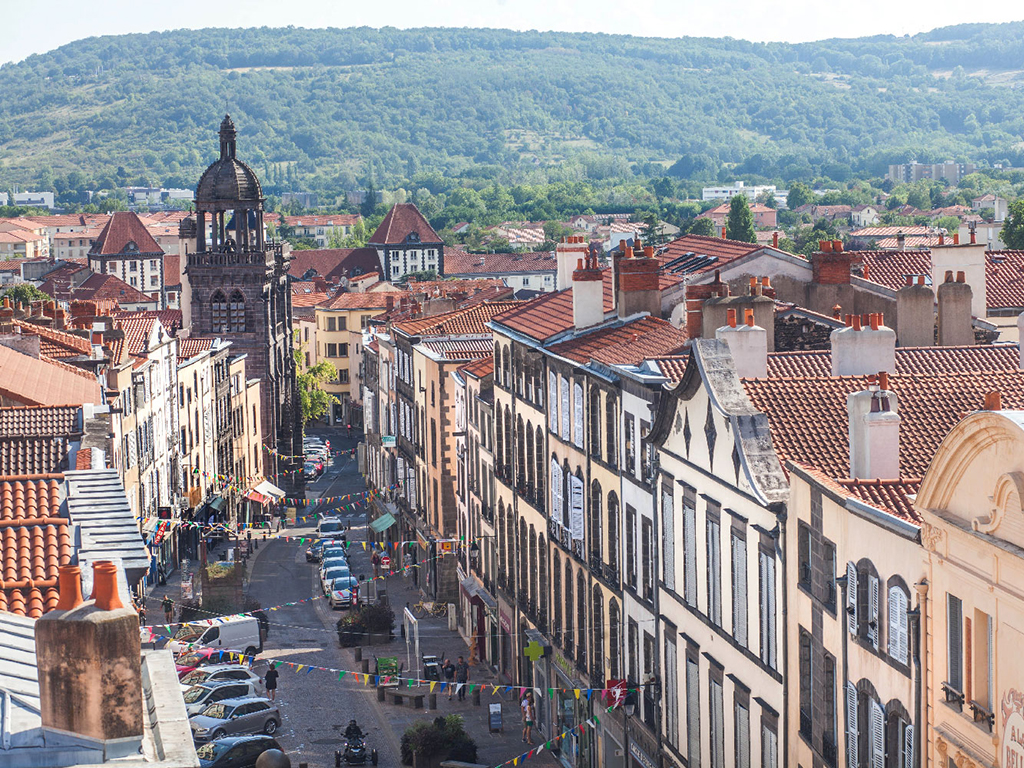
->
[196,735,284,768]
[305,539,325,562]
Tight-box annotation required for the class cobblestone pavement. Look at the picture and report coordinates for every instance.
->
[150,427,557,768]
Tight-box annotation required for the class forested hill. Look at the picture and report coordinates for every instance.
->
[2,23,1024,190]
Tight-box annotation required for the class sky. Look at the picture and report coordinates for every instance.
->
[3,0,1021,65]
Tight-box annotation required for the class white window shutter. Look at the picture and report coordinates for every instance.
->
[733,535,748,647]
[765,555,776,668]
[550,459,561,522]
[573,383,584,448]
[847,562,858,635]
[684,507,697,607]
[888,587,908,665]
[548,371,558,425]
[761,726,777,768]
[560,377,570,440]
[869,700,885,768]
[903,724,914,768]
[735,703,750,768]
[846,682,858,768]
[868,575,880,649]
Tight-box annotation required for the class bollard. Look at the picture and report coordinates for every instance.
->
[336,750,342,768]
[429,692,437,710]
[361,658,370,674]
[378,686,386,702]
[472,688,481,706]
[354,647,362,663]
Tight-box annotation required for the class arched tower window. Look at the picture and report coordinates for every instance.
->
[229,290,246,332]
[211,291,228,332]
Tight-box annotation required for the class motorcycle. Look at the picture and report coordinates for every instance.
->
[339,736,378,766]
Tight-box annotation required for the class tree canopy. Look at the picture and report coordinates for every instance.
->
[1002,199,1024,250]
[726,195,757,243]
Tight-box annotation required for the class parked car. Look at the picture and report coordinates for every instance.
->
[190,697,282,742]
[307,456,324,475]
[193,616,263,658]
[321,543,347,558]
[180,664,263,693]
[319,555,350,574]
[305,539,325,562]
[196,735,284,768]
[316,517,343,537]
[176,648,251,679]
[303,436,325,448]
[305,444,329,460]
[303,461,318,481]
[321,565,352,595]
[183,680,261,716]
[328,575,360,609]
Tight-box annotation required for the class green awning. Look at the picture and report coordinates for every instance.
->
[208,495,227,512]
[370,512,396,533]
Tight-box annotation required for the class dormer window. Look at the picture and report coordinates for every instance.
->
[407,232,420,243]
[125,241,139,253]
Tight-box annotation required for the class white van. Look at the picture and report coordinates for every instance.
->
[195,617,263,658]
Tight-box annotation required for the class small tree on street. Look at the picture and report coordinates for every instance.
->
[726,194,757,243]
[296,360,339,425]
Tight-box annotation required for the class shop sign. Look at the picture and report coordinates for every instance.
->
[382,436,396,448]
[629,743,657,768]
[1002,689,1024,767]
[416,531,430,550]
[500,610,512,634]
[604,679,627,707]
[554,652,576,678]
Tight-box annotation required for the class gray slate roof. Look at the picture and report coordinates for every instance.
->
[64,469,149,578]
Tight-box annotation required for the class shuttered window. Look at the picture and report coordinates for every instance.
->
[548,371,558,427]
[684,499,697,608]
[761,724,777,768]
[947,593,963,691]
[707,517,722,626]
[846,561,858,635]
[662,485,675,591]
[686,658,699,766]
[732,533,748,647]
[867,574,880,649]
[846,682,858,768]
[550,459,562,523]
[902,724,914,768]
[709,677,725,768]
[759,551,777,668]
[560,377,570,440]
[888,586,909,665]
[734,701,750,768]
[869,700,885,768]
[664,637,679,747]
[573,382,584,448]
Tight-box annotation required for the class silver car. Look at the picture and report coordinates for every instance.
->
[190,697,282,742]
[183,680,260,716]
[179,664,263,694]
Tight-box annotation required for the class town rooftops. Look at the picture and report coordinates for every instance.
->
[64,468,150,577]
[369,203,442,245]
[11,320,93,360]
[88,211,164,257]
[164,254,181,286]
[321,291,409,311]
[765,344,1019,378]
[0,344,102,406]
[460,356,495,380]
[444,248,557,276]
[418,337,494,361]
[393,300,521,337]
[0,405,82,476]
[282,214,361,228]
[548,316,688,367]
[113,309,183,335]
[656,233,768,289]
[491,273,615,343]
[287,247,382,283]
[72,273,157,305]
[177,336,216,361]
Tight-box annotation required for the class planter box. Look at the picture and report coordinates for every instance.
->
[337,629,394,647]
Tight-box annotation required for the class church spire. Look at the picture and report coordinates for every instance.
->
[219,114,237,160]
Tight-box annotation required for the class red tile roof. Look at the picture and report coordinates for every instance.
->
[393,301,521,337]
[38,264,89,302]
[0,405,81,476]
[164,254,181,286]
[0,259,24,272]
[855,250,932,289]
[406,278,507,295]
[322,291,409,311]
[656,234,763,289]
[74,273,157,305]
[850,226,938,238]
[0,345,102,406]
[113,309,183,334]
[89,211,164,256]
[0,476,72,617]
[456,284,516,307]
[369,203,441,245]
[460,356,494,379]
[548,316,688,366]
[13,320,92,360]
[765,344,1019,378]
[491,273,615,342]
[985,251,1024,309]
[650,355,689,382]
[791,460,920,523]
[443,248,557,276]
[287,248,382,283]
[0,405,80,436]
[419,337,494,361]
[177,336,215,360]
[282,214,361,228]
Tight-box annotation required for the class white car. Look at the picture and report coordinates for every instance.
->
[328,576,360,609]
[306,445,329,460]
[179,664,263,694]
[321,565,352,595]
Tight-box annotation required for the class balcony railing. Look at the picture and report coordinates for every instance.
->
[822,733,837,767]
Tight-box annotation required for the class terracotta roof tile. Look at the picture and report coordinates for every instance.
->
[113,309,182,334]
[650,355,689,382]
[164,254,181,286]
[73,272,157,305]
[790,460,921,524]
[985,251,1024,310]
[282,214,361,228]
[460,356,494,379]
[177,336,215,360]
[765,345,1019,378]
[0,345,102,406]
[456,284,516,307]
[419,337,494,360]
[369,203,441,245]
[322,291,410,311]
[89,211,163,256]
[0,405,80,436]
[657,234,763,287]
[393,301,521,337]
[13,320,92,360]
[855,250,932,290]
[116,315,156,357]
[406,278,507,296]
[0,438,68,476]
[548,316,688,366]
[491,272,615,342]
[444,248,557,276]
[0,476,71,617]
[287,248,382,283]
[850,226,938,238]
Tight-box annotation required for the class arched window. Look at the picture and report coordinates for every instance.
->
[495,409,504,476]
[516,416,526,491]
[590,480,603,564]
[608,598,621,679]
[229,289,245,332]
[607,492,620,575]
[887,581,910,666]
[535,427,545,501]
[502,346,511,389]
[577,570,586,665]
[497,500,506,582]
[519,519,528,604]
[538,534,548,630]
[592,586,604,681]
[504,405,513,477]
[529,526,538,611]
[564,562,574,656]
[526,421,535,499]
[589,388,602,456]
[605,395,618,467]
[553,551,562,645]
[211,290,228,332]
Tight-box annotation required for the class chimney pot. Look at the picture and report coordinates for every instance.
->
[644,246,654,259]
[55,565,84,611]
[727,308,737,328]
[832,239,843,253]
[917,275,926,286]
[749,277,757,290]
[761,276,770,288]
[863,263,871,280]
[954,233,960,245]
[833,304,842,320]
[956,270,966,283]
[772,231,779,248]
[92,561,124,611]
[971,229,977,244]
[820,240,832,253]
[939,232,945,245]
[745,308,755,327]
[852,315,862,331]
[878,371,890,390]
[870,314,880,331]
[945,270,954,283]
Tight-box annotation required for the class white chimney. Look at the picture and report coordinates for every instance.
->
[572,255,605,330]
[716,308,767,378]
[556,236,590,291]
[831,313,896,376]
[848,372,900,480]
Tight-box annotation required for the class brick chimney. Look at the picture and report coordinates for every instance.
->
[848,372,900,480]
[830,313,896,376]
[35,561,143,756]
[572,253,605,329]
[617,245,661,319]
[937,270,974,346]
[896,274,934,347]
[716,308,768,378]
[811,242,855,285]
[556,236,589,291]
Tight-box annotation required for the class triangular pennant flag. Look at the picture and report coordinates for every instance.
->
[296,665,305,673]
[306,666,314,674]
[574,689,581,700]
[430,681,437,692]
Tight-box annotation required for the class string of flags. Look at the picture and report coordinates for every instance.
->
[493,715,602,768]
[264,444,359,461]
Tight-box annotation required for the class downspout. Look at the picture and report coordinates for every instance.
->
[771,501,789,767]
[837,573,850,768]
[913,580,929,768]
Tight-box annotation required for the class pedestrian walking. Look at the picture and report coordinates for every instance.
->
[371,550,380,579]
[454,655,469,701]
[442,658,456,700]
[161,595,174,624]
[264,666,279,701]
[135,596,147,627]
[521,691,535,744]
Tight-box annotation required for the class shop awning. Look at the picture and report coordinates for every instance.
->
[244,489,271,505]
[207,495,227,512]
[253,480,285,500]
[142,517,162,534]
[370,512,396,533]
[460,575,497,610]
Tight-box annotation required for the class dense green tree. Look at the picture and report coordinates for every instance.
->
[726,195,756,243]
[688,218,716,237]
[785,182,813,210]
[1001,199,1024,249]
[295,360,340,425]
[0,284,52,305]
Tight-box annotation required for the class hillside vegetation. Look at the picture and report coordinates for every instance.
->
[1,23,1024,191]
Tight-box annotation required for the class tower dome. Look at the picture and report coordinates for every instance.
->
[195,115,263,209]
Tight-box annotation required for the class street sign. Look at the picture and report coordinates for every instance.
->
[489,703,502,733]
[381,555,391,570]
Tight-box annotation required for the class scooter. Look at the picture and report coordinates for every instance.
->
[339,736,378,766]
